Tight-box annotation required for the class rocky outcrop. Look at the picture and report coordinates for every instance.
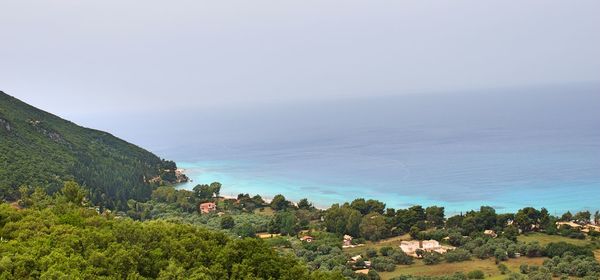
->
[175,169,190,183]
[28,119,68,145]
[0,118,10,132]
[147,169,189,184]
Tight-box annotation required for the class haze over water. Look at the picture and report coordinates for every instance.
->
[152,84,600,215]
[3,0,600,215]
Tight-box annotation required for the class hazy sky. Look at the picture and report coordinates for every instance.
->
[2,0,600,118]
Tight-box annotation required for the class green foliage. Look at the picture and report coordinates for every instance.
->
[193,183,221,201]
[357,248,373,259]
[297,198,313,210]
[0,92,181,209]
[466,270,484,279]
[350,198,386,215]
[445,248,471,263]
[543,255,600,277]
[0,201,341,279]
[371,256,396,272]
[61,181,85,205]
[268,211,300,236]
[425,206,445,228]
[422,251,443,265]
[234,222,256,238]
[323,204,361,237]
[360,213,389,241]
[498,263,509,274]
[391,273,468,280]
[380,246,395,256]
[230,193,265,212]
[270,194,291,211]
[151,186,198,213]
[220,215,235,229]
[544,242,593,258]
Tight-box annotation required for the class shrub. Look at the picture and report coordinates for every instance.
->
[380,246,395,256]
[494,248,508,262]
[467,270,485,279]
[445,249,471,263]
[371,257,396,272]
[448,231,466,246]
[367,270,381,280]
[544,242,593,258]
[543,255,600,277]
[366,248,378,258]
[422,252,443,265]
[391,251,414,265]
[220,215,235,229]
[523,242,543,257]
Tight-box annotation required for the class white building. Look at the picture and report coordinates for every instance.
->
[400,240,454,258]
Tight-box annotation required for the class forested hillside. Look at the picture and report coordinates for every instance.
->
[0,91,181,209]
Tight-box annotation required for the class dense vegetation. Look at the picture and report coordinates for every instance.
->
[0,182,343,280]
[121,185,600,279]
[0,91,183,209]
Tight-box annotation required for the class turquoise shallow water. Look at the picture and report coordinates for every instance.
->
[165,87,600,215]
[176,159,600,215]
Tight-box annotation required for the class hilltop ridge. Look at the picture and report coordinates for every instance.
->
[0,91,185,209]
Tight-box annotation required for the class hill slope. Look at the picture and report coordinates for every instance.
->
[0,91,183,209]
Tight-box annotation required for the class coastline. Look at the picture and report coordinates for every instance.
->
[174,161,600,216]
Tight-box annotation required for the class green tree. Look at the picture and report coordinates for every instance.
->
[422,252,442,265]
[366,199,386,215]
[270,194,290,211]
[221,215,235,229]
[270,211,299,236]
[560,211,573,221]
[61,181,85,205]
[209,182,221,198]
[193,183,220,201]
[514,207,541,233]
[573,211,591,223]
[297,198,313,210]
[425,206,445,228]
[467,270,485,279]
[359,213,389,241]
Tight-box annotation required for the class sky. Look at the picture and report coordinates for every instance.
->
[1,0,600,119]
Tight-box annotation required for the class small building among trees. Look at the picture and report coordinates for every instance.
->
[199,202,216,214]
[299,235,314,243]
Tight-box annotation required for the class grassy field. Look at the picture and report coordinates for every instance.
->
[517,233,590,246]
[348,233,594,279]
[378,257,546,280]
[254,207,276,216]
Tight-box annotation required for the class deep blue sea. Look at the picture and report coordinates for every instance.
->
[104,85,600,215]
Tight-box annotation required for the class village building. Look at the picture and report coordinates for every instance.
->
[484,230,498,238]
[257,233,281,239]
[556,221,600,234]
[343,235,353,247]
[556,221,582,229]
[399,240,454,258]
[199,202,217,214]
[350,255,362,262]
[300,236,314,243]
[582,224,600,233]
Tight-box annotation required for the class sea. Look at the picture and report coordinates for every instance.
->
[95,84,600,215]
